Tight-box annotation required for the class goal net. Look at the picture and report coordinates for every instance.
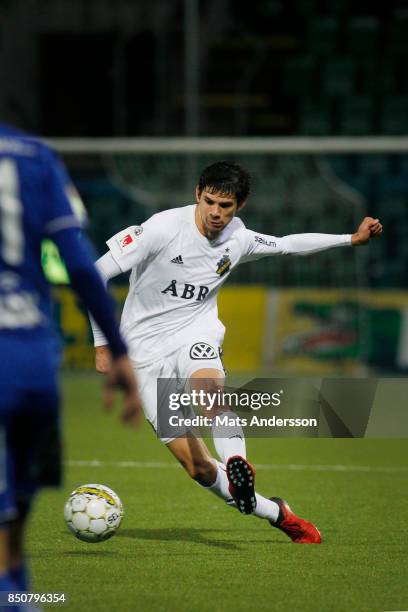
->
[48,137,408,374]
[48,136,400,288]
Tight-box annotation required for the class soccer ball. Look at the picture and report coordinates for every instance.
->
[64,483,124,543]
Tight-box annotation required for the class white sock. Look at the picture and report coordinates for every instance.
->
[206,461,280,522]
[253,493,279,522]
[211,411,246,463]
[206,461,233,501]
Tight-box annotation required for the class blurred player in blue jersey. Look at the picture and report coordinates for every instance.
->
[0,123,141,598]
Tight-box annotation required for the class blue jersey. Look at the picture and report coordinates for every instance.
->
[0,125,128,533]
[0,124,81,337]
[0,124,126,357]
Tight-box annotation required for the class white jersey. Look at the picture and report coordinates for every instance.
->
[94,204,351,366]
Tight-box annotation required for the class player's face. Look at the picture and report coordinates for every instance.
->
[195,187,244,239]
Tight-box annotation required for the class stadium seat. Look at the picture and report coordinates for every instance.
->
[298,99,332,134]
[287,0,319,17]
[346,16,380,57]
[322,56,356,96]
[358,59,396,95]
[379,96,408,134]
[308,16,339,54]
[282,55,317,97]
[338,96,374,134]
[324,0,352,15]
[387,10,408,55]
[204,36,259,91]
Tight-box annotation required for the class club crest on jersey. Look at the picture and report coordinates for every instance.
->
[216,254,231,277]
[190,342,218,360]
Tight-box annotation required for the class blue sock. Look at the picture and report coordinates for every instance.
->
[0,571,20,611]
[10,562,29,591]
[0,571,16,591]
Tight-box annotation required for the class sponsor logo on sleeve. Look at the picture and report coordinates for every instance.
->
[118,226,143,250]
[254,236,276,247]
[120,234,134,248]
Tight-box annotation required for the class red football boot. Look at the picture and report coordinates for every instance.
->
[226,455,257,514]
[270,497,322,544]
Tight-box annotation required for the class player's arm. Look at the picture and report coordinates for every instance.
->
[89,252,123,375]
[41,147,141,423]
[89,221,161,373]
[50,228,141,423]
[240,217,382,262]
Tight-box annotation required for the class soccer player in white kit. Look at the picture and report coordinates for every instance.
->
[91,161,382,543]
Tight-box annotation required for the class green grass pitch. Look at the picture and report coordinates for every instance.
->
[27,373,408,611]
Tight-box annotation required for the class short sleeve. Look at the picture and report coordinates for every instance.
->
[106,215,161,273]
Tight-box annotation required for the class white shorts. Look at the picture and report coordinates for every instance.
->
[134,338,225,444]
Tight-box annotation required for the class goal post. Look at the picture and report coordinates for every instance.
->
[47,136,383,288]
[48,136,408,154]
[46,136,408,374]
[45,134,408,290]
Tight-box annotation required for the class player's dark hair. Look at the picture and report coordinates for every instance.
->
[197,161,251,205]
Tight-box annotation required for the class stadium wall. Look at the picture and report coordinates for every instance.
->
[53,286,408,375]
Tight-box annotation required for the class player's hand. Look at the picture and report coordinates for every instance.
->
[103,354,143,425]
[95,345,112,374]
[352,217,383,245]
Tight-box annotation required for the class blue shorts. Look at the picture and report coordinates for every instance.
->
[0,332,62,524]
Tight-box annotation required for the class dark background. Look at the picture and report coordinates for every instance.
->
[1,0,407,137]
[1,0,407,293]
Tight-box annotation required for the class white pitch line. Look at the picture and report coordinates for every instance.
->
[66,460,408,474]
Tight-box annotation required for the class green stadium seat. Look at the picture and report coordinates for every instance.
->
[379,96,408,134]
[288,0,319,17]
[338,96,374,134]
[346,16,380,57]
[322,56,356,96]
[282,55,317,97]
[205,36,259,91]
[308,17,339,55]
[358,59,396,95]
[324,0,352,15]
[298,99,332,134]
[387,10,408,55]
